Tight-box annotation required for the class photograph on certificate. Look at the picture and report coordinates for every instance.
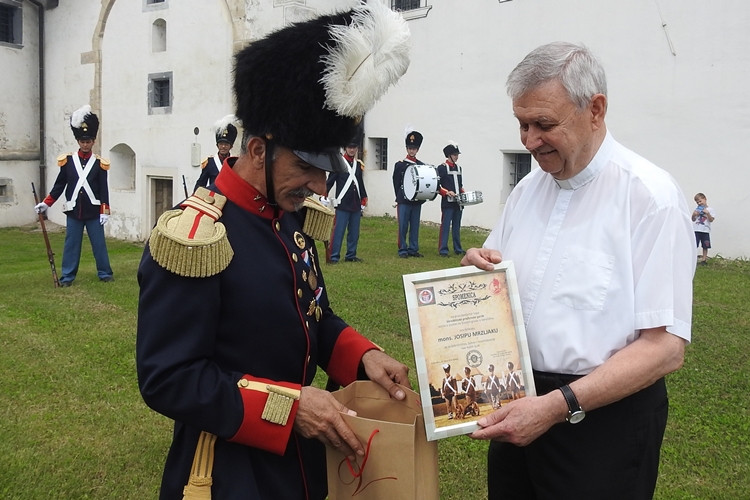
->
[402,262,535,441]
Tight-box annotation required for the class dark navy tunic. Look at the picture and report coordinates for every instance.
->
[137,159,375,499]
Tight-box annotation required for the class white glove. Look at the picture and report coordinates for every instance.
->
[100,214,109,225]
[34,202,49,214]
[319,196,331,208]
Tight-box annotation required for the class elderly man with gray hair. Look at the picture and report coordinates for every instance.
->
[462,42,695,499]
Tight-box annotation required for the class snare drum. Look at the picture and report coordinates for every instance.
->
[403,164,440,201]
[459,190,483,206]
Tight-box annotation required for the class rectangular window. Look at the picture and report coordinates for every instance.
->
[373,138,388,171]
[148,72,173,114]
[392,0,421,11]
[153,79,170,107]
[510,153,531,187]
[0,3,21,46]
[147,0,165,3]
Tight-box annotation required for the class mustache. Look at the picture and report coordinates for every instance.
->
[288,188,315,199]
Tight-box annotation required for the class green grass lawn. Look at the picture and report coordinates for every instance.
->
[0,218,748,499]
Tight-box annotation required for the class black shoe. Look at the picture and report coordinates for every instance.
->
[440,254,450,257]
[329,260,339,264]
[100,277,114,282]
[411,252,424,258]
[455,251,466,256]
[399,254,408,259]
[59,282,72,287]
[345,257,363,263]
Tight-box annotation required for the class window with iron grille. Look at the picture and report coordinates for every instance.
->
[148,72,173,114]
[510,153,531,187]
[373,138,388,171]
[148,0,165,3]
[0,3,21,45]
[392,0,421,12]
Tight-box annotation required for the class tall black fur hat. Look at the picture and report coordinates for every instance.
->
[70,105,99,141]
[443,141,460,158]
[214,115,238,145]
[405,130,423,148]
[233,0,411,172]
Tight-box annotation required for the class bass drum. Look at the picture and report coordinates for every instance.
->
[459,190,483,206]
[403,164,440,201]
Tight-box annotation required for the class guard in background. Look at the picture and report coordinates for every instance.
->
[193,115,238,192]
[136,2,412,499]
[325,136,368,263]
[34,105,113,286]
[392,130,426,258]
[437,141,465,256]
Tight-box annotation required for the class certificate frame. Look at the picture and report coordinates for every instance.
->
[402,261,536,441]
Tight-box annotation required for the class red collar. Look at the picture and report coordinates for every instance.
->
[215,157,279,220]
[343,154,355,163]
[78,150,93,160]
[406,155,418,162]
[446,160,456,168]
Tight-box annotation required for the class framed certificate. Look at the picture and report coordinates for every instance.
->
[402,262,536,441]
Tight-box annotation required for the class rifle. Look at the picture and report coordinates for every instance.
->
[182,175,189,198]
[31,182,60,288]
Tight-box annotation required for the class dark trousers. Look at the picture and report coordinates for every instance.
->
[439,205,463,255]
[488,371,669,500]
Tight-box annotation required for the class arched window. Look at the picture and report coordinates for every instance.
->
[152,18,166,52]
[109,143,136,191]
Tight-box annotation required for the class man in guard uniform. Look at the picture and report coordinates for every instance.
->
[392,130,426,258]
[325,137,368,263]
[34,105,113,286]
[437,141,466,257]
[136,2,412,499]
[193,115,237,192]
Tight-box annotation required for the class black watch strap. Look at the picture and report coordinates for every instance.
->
[559,384,585,423]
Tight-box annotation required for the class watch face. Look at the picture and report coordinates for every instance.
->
[568,410,586,424]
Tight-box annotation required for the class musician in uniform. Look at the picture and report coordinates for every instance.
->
[193,115,238,192]
[461,365,479,417]
[440,363,458,420]
[392,130,426,258]
[325,137,368,263]
[34,105,113,286]
[505,361,522,401]
[136,3,412,499]
[437,141,466,257]
[485,364,504,410]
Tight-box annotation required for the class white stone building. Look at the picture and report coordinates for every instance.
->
[2,0,748,258]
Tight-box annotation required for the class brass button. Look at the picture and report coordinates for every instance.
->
[239,379,249,388]
[305,321,309,329]
[297,289,303,298]
[292,254,298,262]
[275,222,281,231]
[204,195,215,204]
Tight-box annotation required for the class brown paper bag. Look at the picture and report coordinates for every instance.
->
[326,381,440,500]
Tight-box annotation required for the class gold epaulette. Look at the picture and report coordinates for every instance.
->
[201,158,209,169]
[57,153,70,167]
[302,197,335,242]
[97,155,110,170]
[148,187,234,278]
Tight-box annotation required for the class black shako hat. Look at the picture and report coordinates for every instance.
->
[214,115,238,145]
[233,0,411,174]
[443,142,460,158]
[70,105,99,141]
[405,130,423,148]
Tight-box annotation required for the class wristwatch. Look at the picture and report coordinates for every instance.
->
[559,384,586,424]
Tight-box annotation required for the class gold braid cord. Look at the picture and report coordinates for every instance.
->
[302,197,335,242]
[182,431,217,500]
[149,188,234,278]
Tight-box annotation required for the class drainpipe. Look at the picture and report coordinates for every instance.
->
[28,0,46,196]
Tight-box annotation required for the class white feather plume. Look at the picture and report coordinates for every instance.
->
[70,105,92,128]
[213,114,237,133]
[448,140,459,148]
[320,0,411,118]
[404,124,415,139]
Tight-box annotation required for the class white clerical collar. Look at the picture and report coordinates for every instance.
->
[554,130,614,190]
